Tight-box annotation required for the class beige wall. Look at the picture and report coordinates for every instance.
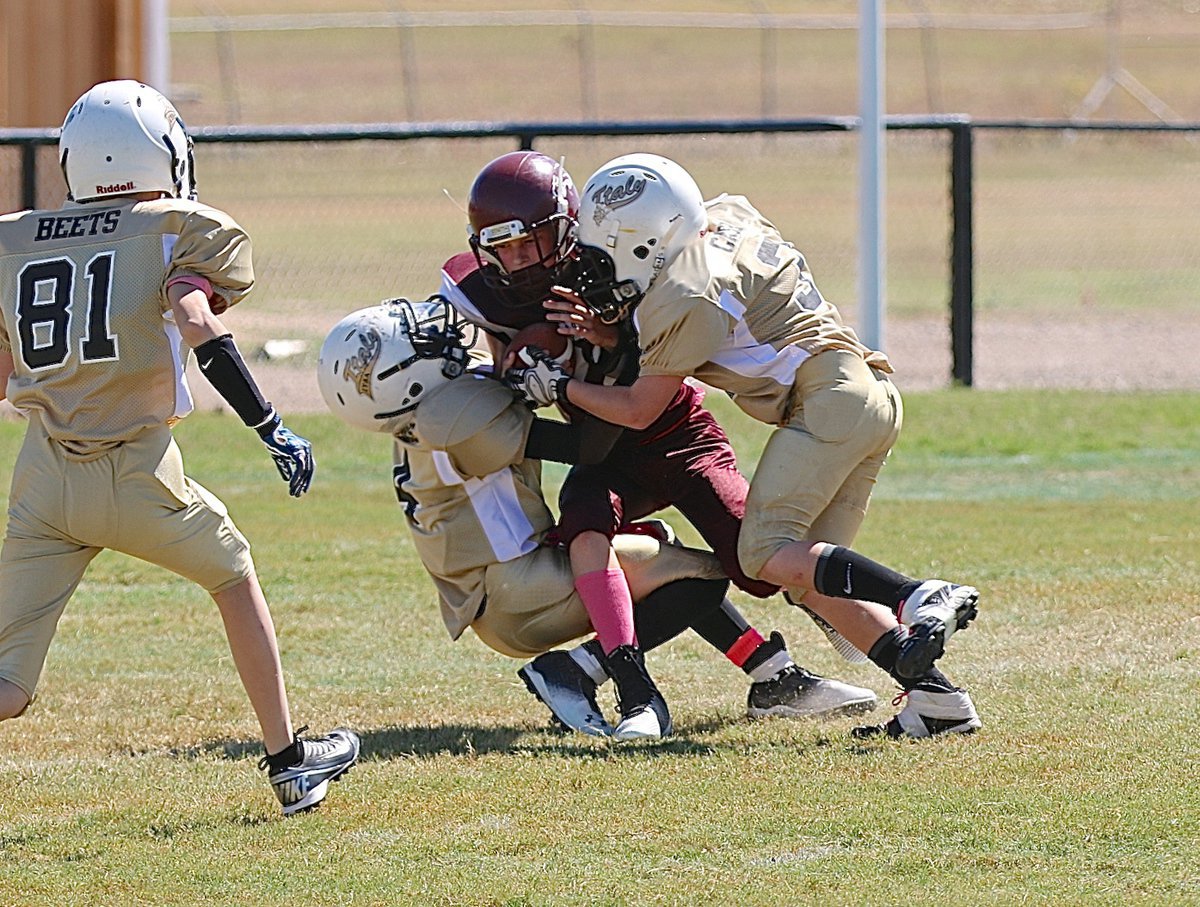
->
[1,0,144,127]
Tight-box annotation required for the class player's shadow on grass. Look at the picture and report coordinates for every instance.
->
[359,722,733,760]
[170,716,853,763]
[168,723,720,762]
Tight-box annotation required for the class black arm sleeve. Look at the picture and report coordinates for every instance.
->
[193,334,274,429]
[524,413,624,465]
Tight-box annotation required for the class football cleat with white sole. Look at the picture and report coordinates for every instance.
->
[605,645,672,742]
[851,687,981,740]
[748,665,878,720]
[518,650,614,738]
[259,726,361,816]
[894,581,980,680]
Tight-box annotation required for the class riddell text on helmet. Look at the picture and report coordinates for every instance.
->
[95,181,136,194]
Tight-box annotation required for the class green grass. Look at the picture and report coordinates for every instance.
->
[2,389,1199,905]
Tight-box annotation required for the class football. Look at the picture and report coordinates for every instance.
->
[505,321,574,372]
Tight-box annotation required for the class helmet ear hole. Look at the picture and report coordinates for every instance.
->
[633,246,650,260]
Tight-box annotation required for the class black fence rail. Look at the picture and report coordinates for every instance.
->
[4,116,1199,387]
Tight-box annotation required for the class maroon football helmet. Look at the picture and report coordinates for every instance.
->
[467,151,579,298]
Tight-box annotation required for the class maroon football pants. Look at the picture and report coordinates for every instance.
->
[556,404,779,600]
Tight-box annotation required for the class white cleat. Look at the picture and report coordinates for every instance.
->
[748,666,878,720]
[613,705,671,742]
[894,581,980,680]
[852,687,981,740]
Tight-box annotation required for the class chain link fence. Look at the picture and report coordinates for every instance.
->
[166,4,1200,126]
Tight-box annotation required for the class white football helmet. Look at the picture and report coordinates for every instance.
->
[574,153,707,323]
[317,296,477,438]
[59,80,197,203]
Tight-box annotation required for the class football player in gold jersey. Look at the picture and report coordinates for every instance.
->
[319,296,846,740]
[507,154,983,739]
[0,81,359,813]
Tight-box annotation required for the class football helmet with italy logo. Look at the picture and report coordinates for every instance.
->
[317,296,477,438]
[574,153,707,323]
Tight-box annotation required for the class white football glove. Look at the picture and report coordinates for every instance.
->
[506,348,571,408]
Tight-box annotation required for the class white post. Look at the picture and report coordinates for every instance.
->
[142,0,171,93]
[858,0,886,351]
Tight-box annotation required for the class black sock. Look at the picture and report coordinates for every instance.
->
[867,625,906,676]
[265,736,303,770]
[634,578,731,651]
[867,626,958,693]
[815,545,919,609]
[688,597,752,654]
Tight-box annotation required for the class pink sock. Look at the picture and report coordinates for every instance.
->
[575,568,638,654]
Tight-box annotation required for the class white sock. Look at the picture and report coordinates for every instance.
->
[748,650,794,684]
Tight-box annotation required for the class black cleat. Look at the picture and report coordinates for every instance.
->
[604,645,672,741]
[518,649,613,737]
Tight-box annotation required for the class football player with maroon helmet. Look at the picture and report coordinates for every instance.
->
[440,151,881,726]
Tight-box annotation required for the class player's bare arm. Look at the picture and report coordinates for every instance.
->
[562,373,683,430]
[168,282,232,347]
[503,340,681,427]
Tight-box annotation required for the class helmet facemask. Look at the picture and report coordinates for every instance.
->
[466,150,581,303]
[470,215,576,298]
[383,296,478,384]
[574,245,646,324]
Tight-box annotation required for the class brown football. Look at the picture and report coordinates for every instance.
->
[505,322,574,372]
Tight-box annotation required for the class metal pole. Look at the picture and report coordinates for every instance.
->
[858,0,886,351]
[949,123,974,386]
[142,0,171,91]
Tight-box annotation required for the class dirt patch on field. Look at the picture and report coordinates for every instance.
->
[885,311,1200,393]
[205,309,1200,417]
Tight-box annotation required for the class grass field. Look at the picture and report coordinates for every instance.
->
[166,1,1200,126]
[2,4,1199,902]
[2,389,1198,906]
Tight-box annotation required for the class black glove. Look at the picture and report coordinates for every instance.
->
[256,412,315,497]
